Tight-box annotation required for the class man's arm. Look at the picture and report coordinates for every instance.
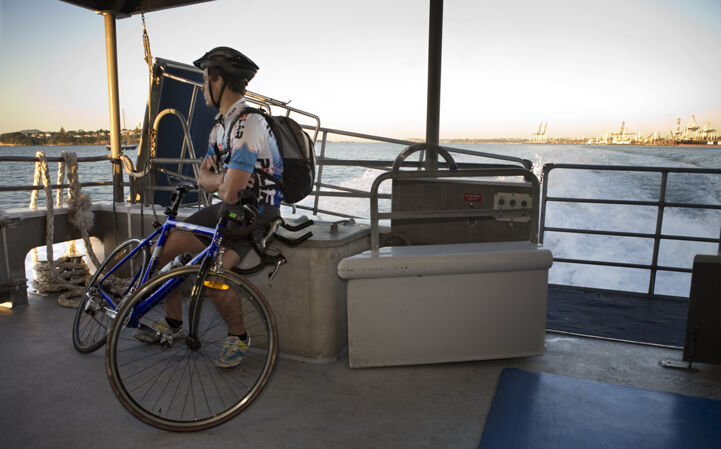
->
[217,167,251,204]
[198,156,251,204]
[197,156,224,193]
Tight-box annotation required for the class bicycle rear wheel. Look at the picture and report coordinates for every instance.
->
[105,265,278,431]
[73,238,147,353]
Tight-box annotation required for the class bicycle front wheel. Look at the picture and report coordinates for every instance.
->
[105,265,278,431]
[73,238,148,353]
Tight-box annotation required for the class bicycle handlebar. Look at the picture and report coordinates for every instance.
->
[280,218,313,233]
[220,206,314,248]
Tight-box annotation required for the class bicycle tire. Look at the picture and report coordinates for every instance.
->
[72,238,148,353]
[105,265,278,431]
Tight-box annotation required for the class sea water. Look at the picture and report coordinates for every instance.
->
[2,143,720,297]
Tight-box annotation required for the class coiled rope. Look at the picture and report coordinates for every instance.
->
[30,151,103,307]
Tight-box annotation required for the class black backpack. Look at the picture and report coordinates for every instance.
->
[219,107,316,204]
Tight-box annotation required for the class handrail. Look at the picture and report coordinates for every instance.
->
[0,181,120,193]
[152,108,198,177]
[149,68,529,216]
[539,163,721,296]
[301,125,533,170]
[0,155,110,163]
[158,67,322,142]
[0,155,125,196]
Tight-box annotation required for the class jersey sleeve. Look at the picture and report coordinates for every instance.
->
[227,113,268,173]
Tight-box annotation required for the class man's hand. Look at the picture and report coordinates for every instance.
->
[198,156,224,192]
[201,155,220,173]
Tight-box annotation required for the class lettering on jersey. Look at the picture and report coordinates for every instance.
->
[259,189,272,205]
[234,116,247,140]
[256,157,277,206]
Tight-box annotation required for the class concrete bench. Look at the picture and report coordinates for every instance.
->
[337,241,553,368]
[1,203,370,363]
[241,219,369,361]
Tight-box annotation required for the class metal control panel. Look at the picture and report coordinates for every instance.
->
[493,192,533,222]
[390,178,536,245]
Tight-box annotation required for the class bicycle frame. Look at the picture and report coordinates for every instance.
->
[96,217,217,313]
[98,197,313,339]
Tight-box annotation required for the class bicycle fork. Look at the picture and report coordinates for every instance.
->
[185,257,215,351]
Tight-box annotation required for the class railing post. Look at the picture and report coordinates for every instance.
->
[649,171,668,295]
[313,131,328,216]
[539,164,552,245]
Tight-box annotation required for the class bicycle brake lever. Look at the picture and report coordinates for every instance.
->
[260,219,283,249]
[267,256,286,287]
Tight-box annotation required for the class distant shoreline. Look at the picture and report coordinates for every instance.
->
[2,140,718,148]
[0,143,107,147]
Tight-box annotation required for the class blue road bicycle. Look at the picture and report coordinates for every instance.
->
[72,179,312,430]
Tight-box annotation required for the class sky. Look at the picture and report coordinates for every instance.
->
[0,0,720,139]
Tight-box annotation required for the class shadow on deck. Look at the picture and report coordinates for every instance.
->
[1,292,720,448]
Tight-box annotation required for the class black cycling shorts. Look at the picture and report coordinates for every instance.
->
[182,202,280,260]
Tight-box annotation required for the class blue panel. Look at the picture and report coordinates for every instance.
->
[152,60,216,206]
[479,368,721,449]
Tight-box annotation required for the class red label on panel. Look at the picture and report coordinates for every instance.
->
[464,193,482,203]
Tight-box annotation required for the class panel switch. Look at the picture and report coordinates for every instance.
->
[493,192,532,222]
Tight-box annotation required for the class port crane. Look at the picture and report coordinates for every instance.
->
[530,122,547,143]
[702,121,717,141]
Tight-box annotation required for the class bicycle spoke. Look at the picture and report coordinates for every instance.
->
[107,266,277,430]
[73,239,147,353]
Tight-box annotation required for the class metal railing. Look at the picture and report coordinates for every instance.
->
[141,126,531,221]
[142,68,533,218]
[539,163,721,296]
[297,126,531,219]
[0,154,125,196]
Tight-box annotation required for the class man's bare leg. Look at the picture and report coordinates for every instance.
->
[161,232,245,336]
[206,249,245,336]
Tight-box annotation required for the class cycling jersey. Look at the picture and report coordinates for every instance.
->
[206,98,283,207]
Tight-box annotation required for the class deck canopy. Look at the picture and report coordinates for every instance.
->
[60,0,214,18]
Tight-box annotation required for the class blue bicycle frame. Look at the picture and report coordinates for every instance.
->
[95,216,220,313]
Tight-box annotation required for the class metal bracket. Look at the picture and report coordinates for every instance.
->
[659,359,697,372]
[330,218,355,233]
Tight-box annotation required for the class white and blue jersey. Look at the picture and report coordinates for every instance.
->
[207,98,283,207]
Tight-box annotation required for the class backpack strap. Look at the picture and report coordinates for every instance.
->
[211,142,224,173]
[222,113,245,166]
[238,107,283,192]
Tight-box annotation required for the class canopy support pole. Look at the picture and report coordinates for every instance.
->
[104,12,124,201]
[425,0,443,169]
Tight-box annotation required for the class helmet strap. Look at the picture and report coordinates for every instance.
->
[209,79,226,111]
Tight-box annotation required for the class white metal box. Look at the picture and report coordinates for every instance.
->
[337,241,553,368]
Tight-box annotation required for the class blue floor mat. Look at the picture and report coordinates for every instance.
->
[479,368,721,449]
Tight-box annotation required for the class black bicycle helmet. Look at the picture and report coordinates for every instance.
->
[193,47,259,83]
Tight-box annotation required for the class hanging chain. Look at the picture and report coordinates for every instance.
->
[141,14,158,85]
[142,13,157,181]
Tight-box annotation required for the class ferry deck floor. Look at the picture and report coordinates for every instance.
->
[2,293,721,449]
